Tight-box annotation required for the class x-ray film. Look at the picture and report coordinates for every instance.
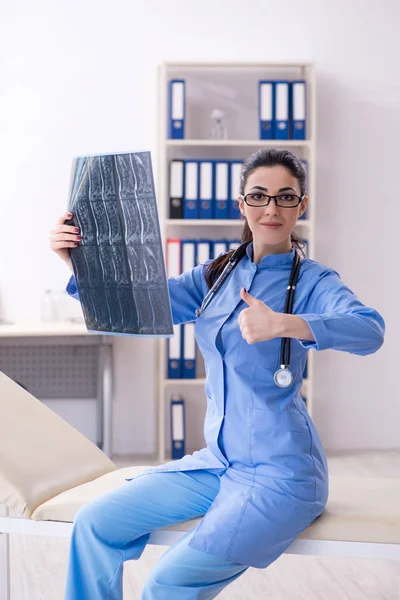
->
[66,151,173,337]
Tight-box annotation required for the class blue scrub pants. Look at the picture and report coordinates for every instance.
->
[64,469,249,599]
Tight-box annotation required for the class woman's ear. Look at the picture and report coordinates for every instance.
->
[299,195,309,218]
[238,195,246,218]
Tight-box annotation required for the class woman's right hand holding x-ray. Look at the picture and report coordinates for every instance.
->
[49,212,80,272]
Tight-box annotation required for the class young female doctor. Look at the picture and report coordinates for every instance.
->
[50,148,385,600]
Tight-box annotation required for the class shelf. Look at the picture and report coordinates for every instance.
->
[166,219,311,227]
[166,140,311,148]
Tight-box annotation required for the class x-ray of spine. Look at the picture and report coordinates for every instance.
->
[66,151,173,336]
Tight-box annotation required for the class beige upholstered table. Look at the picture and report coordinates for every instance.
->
[1,372,399,600]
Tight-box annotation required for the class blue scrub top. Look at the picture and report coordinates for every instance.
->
[66,242,385,568]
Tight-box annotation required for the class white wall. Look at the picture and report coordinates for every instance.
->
[1,0,398,453]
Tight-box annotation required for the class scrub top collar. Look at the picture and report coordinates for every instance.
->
[245,242,297,269]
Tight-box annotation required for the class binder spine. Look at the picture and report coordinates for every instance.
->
[166,238,182,278]
[182,322,196,378]
[273,81,289,140]
[168,325,182,379]
[196,240,212,265]
[184,161,199,219]
[169,160,184,219]
[212,240,228,259]
[199,161,213,219]
[214,161,229,220]
[170,396,186,458]
[168,79,185,139]
[259,81,273,140]
[181,240,197,273]
[291,80,306,140]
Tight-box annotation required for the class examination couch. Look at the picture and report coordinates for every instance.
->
[0,371,399,600]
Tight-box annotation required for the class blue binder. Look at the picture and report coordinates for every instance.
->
[290,80,306,140]
[182,322,196,378]
[213,161,229,219]
[168,79,185,139]
[273,81,290,139]
[170,396,186,458]
[258,81,274,140]
[199,161,213,219]
[229,161,243,219]
[168,324,182,378]
[184,161,199,219]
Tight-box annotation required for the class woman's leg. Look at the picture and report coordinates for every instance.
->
[64,470,221,600]
[142,528,249,600]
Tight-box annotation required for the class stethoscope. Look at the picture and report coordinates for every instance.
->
[195,241,302,388]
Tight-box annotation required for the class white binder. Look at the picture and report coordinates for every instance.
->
[196,240,212,265]
[213,241,227,258]
[182,240,196,272]
[228,241,241,251]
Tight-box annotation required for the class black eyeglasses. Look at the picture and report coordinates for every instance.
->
[240,193,305,208]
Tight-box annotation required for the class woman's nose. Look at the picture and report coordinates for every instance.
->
[265,198,279,213]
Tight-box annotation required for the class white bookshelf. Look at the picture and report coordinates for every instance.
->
[156,61,316,463]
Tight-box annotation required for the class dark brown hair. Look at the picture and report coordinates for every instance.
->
[204,148,308,289]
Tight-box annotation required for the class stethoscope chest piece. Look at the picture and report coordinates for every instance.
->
[273,367,294,388]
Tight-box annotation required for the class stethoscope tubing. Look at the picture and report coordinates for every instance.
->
[280,251,302,368]
[195,241,301,387]
[196,243,249,317]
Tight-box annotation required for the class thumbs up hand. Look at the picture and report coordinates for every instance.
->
[238,288,282,344]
